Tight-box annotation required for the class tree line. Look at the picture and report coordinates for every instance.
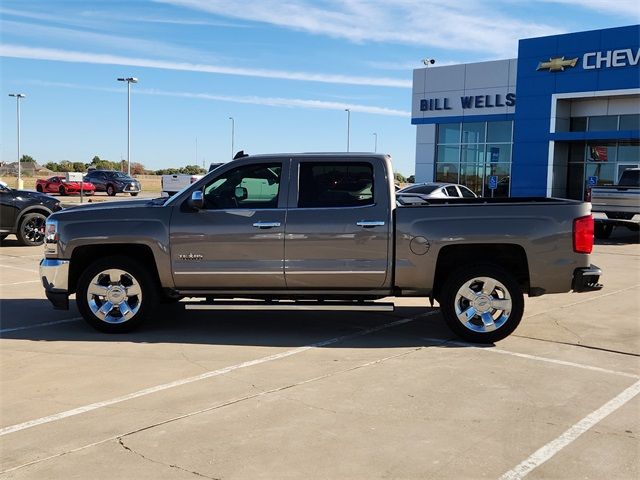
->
[20,155,206,176]
[18,154,410,181]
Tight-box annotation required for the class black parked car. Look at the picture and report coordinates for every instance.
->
[83,170,141,196]
[0,181,62,246]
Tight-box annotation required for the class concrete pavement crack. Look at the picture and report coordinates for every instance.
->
[118,437,221,479]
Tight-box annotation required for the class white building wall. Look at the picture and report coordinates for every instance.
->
[413,59,517,182]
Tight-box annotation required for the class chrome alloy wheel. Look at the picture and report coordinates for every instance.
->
[454,276,512,333]
[86,269,142,324]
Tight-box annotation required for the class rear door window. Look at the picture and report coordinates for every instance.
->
[298,162,374,208]
[445,186,459,197]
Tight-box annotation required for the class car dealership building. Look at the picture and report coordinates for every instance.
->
[412,24,640,198]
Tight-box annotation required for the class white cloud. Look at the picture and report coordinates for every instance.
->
[154,0,562,57]
[0,20,205,62]
[536,0,640,17]
[1,44,411,88]
[26,80,411,117]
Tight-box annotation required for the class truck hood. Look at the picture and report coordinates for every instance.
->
[64,198,162,211]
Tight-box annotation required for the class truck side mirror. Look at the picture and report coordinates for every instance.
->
[189,190,204,210]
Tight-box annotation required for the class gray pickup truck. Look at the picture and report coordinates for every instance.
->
[40,153,602,343]
[590,168,640,239]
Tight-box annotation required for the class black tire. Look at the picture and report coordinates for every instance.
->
[106,184,116,196]
[594,223,613,239]
[16,212,47,246]
[59,186,67,196]
[76,255,159,333]
[439,265,524,343]
[130,192,139,197]
[36,185,43,193]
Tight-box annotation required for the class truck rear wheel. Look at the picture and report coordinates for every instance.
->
[76,256,158,333]
[439,265,524,343]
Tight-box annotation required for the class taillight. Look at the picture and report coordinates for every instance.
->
[573,215,594,254]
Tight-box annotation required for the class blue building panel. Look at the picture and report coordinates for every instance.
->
[601,24,640,49]
[510,24,640,197]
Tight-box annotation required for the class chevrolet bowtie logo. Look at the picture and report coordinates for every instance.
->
[537,56,579,72]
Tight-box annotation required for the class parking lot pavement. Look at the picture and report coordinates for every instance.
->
[0,229,638,479]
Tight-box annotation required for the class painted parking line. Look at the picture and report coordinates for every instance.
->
[419,336,639,379]
[0,347,426,475]
[0,264,39,273]
[0,312,436,437]
[0,317,82,334]
[0,280,40,286]
[500,379,640,480]
[523,283,640,320]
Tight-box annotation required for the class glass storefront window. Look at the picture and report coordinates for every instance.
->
[570,117,587,132]
[435,163,459,183]
[585,162,616,186]
[618,143,640,163]
[620,114,640,131]
[587,143,617,163]
[461,122,485,143]
[461,144,483,164]
[566,162,585,200]
[588,115,618,131]
[435,120,513,197]
[487,121,512,142]
[437,124,461,144]
[460,163,483,195]
[484,163,510,198]
[486,144,511,164]
[437,145,460,163]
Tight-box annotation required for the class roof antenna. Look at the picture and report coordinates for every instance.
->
[233,150,248,160]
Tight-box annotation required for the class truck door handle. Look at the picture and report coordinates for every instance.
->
[356,221,385,228]
[253,221,281,229]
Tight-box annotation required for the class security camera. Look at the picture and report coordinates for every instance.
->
[422,58,435,66]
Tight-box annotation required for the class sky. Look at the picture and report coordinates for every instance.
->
[1,1,639,175]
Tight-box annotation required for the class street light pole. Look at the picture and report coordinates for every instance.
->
[228,117,235,160]
[345,108,351,152]
[117,77,138,175]
[8,93,26,188]
[373,132,378,153]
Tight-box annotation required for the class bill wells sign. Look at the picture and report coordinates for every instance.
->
[420,93,515,111]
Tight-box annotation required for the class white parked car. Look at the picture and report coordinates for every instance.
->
[397,182,478,199]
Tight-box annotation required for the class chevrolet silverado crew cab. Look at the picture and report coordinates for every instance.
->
[40,153,602,343]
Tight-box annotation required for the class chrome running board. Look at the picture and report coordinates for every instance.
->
[184,301,394,312]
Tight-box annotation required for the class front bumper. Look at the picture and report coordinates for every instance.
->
[119,183,141,193]
[40,258,70,310]
[572,264,603,292]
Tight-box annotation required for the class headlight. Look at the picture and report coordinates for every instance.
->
[45,218,59,255]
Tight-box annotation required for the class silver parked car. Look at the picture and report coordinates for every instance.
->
[398,182,478,198]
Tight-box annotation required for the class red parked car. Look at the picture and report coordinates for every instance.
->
[36,176,95,196]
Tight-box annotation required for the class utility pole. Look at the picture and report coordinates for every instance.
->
[117,77,138,176]
[8,93,26,188]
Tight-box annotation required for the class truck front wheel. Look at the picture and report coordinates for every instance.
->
[439,265,524,343]
[76,256,158,333]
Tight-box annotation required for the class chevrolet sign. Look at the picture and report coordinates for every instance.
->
[537,57,578,72]
[537,48,640,72]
